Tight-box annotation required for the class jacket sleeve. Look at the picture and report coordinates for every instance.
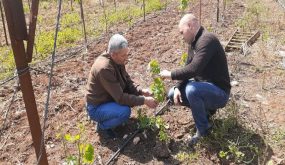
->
[124,69,142,96]
[98,68,145,107]
[171,36,215,80]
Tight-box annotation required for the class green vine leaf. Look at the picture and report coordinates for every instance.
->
[83,144,95,164]
[64,134,72,142]
[180,52,188,66]
[148,59,160,75]
[150,77,166,102]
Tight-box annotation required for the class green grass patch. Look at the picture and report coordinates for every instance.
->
[175,151,199,162]
[99,0,164,31]
[0,46,15,80]
[197,100,265,164]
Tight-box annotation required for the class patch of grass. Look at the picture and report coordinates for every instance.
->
[99,0,164,30]
[246,0,266,24]
[34,13,82,62]
[40,1,51,10]
[34,26,82,62]
[23,3,30,14]
[272,129,285,145]
[58,27,82,45]
[235,13,251,31]
[235,0,268,31]
[35,31,55,58]
[0,47,15,80]
[197,100,264,164]
[176,151,199,162]
[61,13,81,26]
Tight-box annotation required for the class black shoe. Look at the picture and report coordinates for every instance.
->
[96,123,118,139]
[188,124,212,147]
[101,129,118,139]
[207,109,217,120]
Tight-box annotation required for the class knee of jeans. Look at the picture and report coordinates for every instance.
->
[86,103,98,121]
[185,84,198,100]
[167,87,175,101]
[119,106,131,119]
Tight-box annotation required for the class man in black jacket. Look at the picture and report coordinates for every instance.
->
[160,14,231,146]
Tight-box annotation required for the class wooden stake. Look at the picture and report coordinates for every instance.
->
[2,0,48,164]
[0,1,9,46]
[79,0,87,52]
[199,0,202,24]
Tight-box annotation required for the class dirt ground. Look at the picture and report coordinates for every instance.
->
[0,0,285,164]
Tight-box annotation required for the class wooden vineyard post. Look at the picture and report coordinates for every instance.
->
[217,0,220,22]
[79,0,87,52]
[2,0,48,164]
[101,0,108,33]
[27,0,40,63]
[199,0,202,25]
[0,0,9,46]
[143,0,146,21]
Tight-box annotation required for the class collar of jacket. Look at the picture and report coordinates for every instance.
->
[102,52,124,68]
[191,26,204,49]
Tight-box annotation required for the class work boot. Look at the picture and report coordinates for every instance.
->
[188,124,212,147]
[96,123,118,139]
[207,109,217,120]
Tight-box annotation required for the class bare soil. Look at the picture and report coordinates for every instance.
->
[0,0,285,164]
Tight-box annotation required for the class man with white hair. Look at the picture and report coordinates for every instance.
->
[86,34,158,138]
[160,14,231,145]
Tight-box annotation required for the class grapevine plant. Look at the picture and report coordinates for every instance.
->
[148,59,160,75]
[136,60,169,142]
[150,77,166,102]
[148,59,166,102]
[56,123,95,164]
[137,109,170,142]
[180,52,188,66]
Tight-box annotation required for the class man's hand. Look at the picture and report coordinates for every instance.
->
[173,88,183,105]
[141,88,152,97]
[159,70,171,79]
[144,97,158,108]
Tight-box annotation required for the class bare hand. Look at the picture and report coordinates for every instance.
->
[173,88,183,105]
[141,88,152,97]
[144,97,158,109]
[159,70,171,79]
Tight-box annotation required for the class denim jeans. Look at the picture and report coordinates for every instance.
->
[168,80,229,136]
[86,102,131,130]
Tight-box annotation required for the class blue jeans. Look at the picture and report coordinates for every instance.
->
[86,102,131,130]
[168,81,229,136]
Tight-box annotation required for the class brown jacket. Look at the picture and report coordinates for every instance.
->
[86,53,145,107]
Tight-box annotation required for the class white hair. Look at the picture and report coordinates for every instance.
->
[107,34,128,54]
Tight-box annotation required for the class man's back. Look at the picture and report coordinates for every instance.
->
[171,27,231,94]
[86,53,114,106]
[86,53,144,107]
[192,29,231,94]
